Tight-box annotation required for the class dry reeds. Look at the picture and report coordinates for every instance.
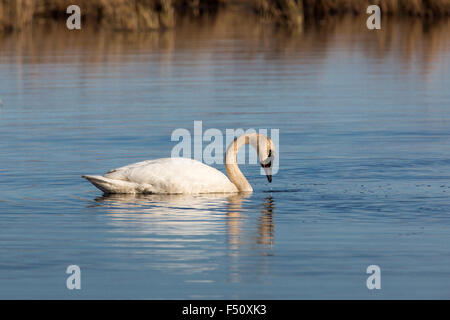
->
[1,0,449,32]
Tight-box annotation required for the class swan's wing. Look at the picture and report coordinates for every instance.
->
[104,158,238,194]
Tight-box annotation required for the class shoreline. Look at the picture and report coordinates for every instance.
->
[1,0,449,32]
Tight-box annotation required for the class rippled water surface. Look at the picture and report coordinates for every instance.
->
[0,15,450,299]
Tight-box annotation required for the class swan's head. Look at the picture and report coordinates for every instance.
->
[226,133,276,187]
[255,135,275,183]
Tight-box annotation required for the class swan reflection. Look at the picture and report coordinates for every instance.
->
[93,193,275,277]
[226,195,274,250]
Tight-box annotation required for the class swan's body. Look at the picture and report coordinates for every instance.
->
[84,158,238,194]
[83,133,274,194]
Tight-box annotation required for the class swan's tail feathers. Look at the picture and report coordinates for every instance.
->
[82,175,141,194]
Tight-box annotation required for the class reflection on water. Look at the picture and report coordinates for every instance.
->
[226,195,275,284]
[258,196,274,247]
[93,193,274,276]
[0,13,449,76]
[0,10,449,298]
[226,195,274,250]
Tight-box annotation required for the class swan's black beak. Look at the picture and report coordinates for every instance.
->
[261,160,272,183]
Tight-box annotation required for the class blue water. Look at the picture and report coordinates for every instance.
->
[0,16,450,299]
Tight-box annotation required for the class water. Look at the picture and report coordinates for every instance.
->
[0,14,450,299]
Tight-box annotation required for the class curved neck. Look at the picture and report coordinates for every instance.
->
[225,134,260,192]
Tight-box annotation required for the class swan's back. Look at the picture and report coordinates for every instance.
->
[84,157,238,194]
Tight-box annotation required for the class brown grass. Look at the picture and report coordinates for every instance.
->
[251,0,304,27]
[0,0,34,32]
[0,0,449,32]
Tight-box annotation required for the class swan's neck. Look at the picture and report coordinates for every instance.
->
[225,134,256,192]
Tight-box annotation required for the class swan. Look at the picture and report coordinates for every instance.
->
[83,133,275,194]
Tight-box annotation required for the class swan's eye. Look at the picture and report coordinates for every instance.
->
[261,150,273,168]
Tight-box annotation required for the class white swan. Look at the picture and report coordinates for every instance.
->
[83,133,275,194]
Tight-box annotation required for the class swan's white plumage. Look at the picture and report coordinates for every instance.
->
[83,133,275,194]
[83,157,238,194]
